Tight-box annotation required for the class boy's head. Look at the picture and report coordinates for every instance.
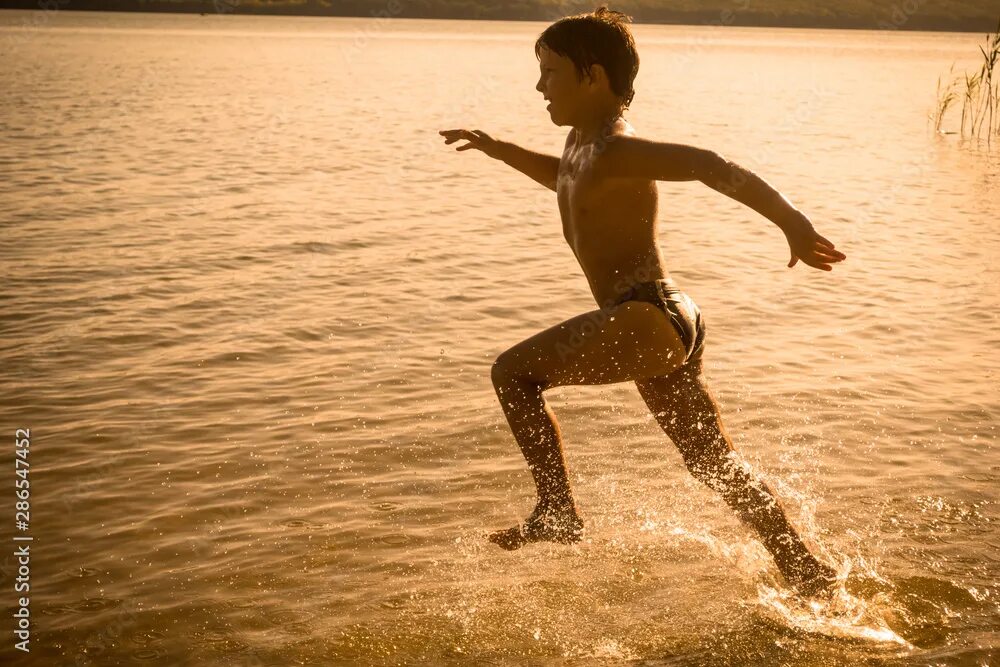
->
[534,6,639,126]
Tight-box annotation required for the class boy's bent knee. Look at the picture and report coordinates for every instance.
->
[491,353,545,391]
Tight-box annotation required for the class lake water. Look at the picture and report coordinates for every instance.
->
[1,9,998,666]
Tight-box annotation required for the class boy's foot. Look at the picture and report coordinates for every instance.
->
[488,504,584,551]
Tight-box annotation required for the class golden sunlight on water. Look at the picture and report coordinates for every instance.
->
[1,10,998,666]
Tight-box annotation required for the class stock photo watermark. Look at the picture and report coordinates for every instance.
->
[12,428,32,653]
[876,0,928,31]
[2,0,69,50]
[552,254,662,362]
[338,0,404,68]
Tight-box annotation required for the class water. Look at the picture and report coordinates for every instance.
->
[1,10,998,665]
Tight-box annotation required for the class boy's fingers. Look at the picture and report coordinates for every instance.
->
[441,129,482,147]
[817,247,846,260]
[813,239,845,259]
[815,239,843,255]
[817,236,847,259]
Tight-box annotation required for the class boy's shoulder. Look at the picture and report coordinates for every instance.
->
[594,118,637,157]
[563,128,576,150]
[562,118,635,151]
[606,117,637,140]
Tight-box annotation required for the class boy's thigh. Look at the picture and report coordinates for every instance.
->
[495,302,688,388]
[634,357,706,414]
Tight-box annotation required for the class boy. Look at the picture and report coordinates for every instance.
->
[439,6,846,594]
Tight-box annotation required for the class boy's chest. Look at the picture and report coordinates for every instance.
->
[557,146,616,251]
[556,146,602,218]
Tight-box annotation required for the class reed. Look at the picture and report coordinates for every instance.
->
[933,16,1000,144]
[932,65,958,133]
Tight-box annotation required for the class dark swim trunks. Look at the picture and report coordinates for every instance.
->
[612,278,706,364]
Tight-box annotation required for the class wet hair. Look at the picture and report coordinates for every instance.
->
[534,5,640,112]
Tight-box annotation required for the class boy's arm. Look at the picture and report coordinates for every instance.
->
[597,137,799,225]
[596,136,847,270]
[495,141,560,192]
[439,128,560,192]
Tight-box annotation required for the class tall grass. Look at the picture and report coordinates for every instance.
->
[933,16,1000,145]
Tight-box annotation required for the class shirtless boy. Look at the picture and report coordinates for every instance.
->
[439,6,846,594]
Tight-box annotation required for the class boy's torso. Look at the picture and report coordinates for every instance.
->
[557,119,671,308]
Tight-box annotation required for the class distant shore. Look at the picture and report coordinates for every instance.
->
[2,1,998,33]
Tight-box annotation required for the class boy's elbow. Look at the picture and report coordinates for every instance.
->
[695,149,727,184]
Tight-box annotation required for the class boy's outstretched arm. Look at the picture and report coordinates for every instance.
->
[597,137,847,271]
[439,129,559,192]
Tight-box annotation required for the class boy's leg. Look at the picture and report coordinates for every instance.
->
[489,301,689,550]
[634,359,836,591]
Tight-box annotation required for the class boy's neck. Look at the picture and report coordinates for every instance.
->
[573,101,625,145]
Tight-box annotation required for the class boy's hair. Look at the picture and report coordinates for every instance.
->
[534,5,640,112]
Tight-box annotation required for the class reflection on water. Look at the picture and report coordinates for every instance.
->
[1,10,998,666]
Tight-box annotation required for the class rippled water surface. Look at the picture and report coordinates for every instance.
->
[1,10,998,666]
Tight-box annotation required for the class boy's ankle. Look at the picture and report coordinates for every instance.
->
[537,497,578,515]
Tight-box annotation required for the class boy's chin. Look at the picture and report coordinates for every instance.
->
[546,107,577,127]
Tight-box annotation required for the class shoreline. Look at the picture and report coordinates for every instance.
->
[0,3,996,34]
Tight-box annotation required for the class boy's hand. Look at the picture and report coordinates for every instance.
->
[439,129,502,160]
[781,212,847,271]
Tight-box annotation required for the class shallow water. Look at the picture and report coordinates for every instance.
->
[1,10,998,666]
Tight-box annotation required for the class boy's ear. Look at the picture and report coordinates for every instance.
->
[585,63,609,89]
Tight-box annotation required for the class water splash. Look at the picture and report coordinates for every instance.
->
[755,579,911,647]
[665,520,912,647]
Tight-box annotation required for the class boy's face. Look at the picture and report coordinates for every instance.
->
[536,44,591,126]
